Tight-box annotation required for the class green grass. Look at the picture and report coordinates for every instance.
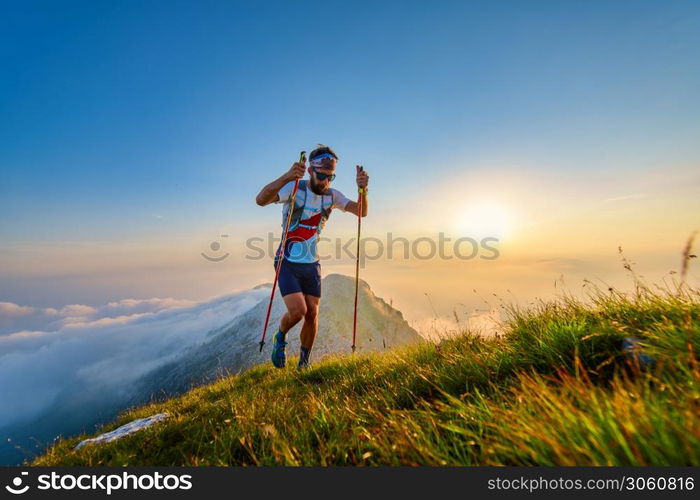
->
[33,279,700,466]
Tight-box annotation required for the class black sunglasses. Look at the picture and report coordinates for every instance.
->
[312,168,336,181]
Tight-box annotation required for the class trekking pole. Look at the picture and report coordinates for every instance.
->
[259,151,306,352]
[351,167,365,354]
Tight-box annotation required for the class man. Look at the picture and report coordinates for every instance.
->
[255,145,369,369]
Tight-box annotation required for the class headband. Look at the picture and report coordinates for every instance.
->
[310,153,337,167]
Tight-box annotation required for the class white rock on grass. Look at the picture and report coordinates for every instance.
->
[75,413,170,450]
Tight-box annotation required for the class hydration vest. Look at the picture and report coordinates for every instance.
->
[275,180,334,262]
[285,180,333,238]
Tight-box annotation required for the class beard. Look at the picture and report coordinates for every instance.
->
[309,178,331,195]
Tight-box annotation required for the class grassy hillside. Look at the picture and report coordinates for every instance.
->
[34,279,700,466]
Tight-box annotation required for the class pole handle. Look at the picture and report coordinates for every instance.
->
[357,166,366,194]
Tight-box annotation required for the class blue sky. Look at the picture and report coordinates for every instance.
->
[1,1,699,313]
[3,0,699,239]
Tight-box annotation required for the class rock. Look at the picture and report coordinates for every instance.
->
[74,413,170,450]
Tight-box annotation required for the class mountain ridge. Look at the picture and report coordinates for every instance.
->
[132,273,420,400]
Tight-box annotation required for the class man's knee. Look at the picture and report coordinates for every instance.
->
[288,303,307,323]
[304,304,319,322]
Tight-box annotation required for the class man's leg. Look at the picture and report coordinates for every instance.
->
[271,292,306,368]
[280,292,307,332]
[300,294,320,349]
[297,262,321,369]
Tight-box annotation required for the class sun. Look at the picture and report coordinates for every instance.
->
[454,199,513,240]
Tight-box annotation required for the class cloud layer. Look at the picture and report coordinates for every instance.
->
[0,289,267,431]
[0,297,205,336]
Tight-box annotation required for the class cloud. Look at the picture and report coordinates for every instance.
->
[0,288,268,431]
[58,304,97,317]
[603,193,648,203]
[102,297,196,316]
[411,309,504,341]
[0,302,35,318]
[0,297,200,336]
[533,257,587,270]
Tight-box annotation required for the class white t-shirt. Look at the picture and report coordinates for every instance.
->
[275,180,351,263]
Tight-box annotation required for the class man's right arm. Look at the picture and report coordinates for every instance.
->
[255,161,306,206]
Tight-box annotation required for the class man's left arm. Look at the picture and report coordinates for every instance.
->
[344,165,369,217]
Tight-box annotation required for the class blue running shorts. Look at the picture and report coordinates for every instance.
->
[275,259,322,298]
